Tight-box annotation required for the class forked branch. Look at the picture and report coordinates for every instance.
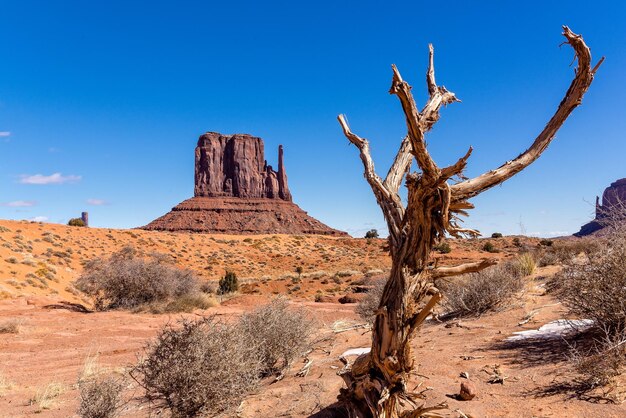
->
[452,26,603,201]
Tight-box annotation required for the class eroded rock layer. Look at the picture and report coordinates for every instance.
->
[143,132,345,236]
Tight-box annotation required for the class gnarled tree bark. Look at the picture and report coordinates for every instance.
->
[337,27,601,417]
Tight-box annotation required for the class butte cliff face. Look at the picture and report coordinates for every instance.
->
[143,133,345,236]
[575,178,626,236]
[194,132,292,201]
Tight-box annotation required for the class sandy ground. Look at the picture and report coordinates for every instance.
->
[1,220,623,417]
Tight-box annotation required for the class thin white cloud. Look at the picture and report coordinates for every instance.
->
[1,200,37,207]
[0,132,10,137]
[19,173,81,185]
[86,198,107,206]
[30,216,48,222]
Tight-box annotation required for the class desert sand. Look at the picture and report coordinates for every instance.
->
[0,220,624,417]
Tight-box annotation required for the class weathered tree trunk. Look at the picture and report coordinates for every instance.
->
[337,27,601,417]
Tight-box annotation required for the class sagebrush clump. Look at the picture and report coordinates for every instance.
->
[78,376,124,418]
[441,262,524,317]
[133,300,314,417]
[74,246,204,311]
[239,298,314,375]
[132,317,261,417]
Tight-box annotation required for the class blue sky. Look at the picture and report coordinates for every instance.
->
[1,1,624,237]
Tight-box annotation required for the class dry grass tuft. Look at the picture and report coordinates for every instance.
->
[515,252,536,276]
[0,371,14,396]
[31,382,66,411]
[0,319,23,334]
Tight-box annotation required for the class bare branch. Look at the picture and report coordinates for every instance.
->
[426,44,437,96]
[408,291,442,329]
[421,44,461,131]
[452,26,601,201]
[430,258,498,279]
[337,114,404,243]
[390,65,440,181]
[440,146,473,180]
[384,135,412,193]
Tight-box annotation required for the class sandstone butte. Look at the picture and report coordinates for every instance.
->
[142,132,347,235]
[575,178,626,236]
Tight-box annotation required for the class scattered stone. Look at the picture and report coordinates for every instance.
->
[459,380,477,401]
[338,294,358,304]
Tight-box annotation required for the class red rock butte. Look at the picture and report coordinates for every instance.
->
[142,132,347,236]
[575,178,626,236]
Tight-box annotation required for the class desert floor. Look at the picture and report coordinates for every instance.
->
[0,219,624,417]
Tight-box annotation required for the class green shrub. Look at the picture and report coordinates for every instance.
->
[218,271,238,295]
[491,232,503,238]
[433,242,451,254]
[364,229,379,239]
[482,242,498,253]
[68,218,86,227]
[539,239,553,247]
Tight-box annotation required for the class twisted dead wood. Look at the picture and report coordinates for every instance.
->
[336,26,602,418]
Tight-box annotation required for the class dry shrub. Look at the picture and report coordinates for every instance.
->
[132,317,261,417]
[356,278,386,324]
[133,300,314,417]
[554,228,626,391]
[536,238,603,267]
[238,297,314,376]
[0,319,22,334]
[78,376,124,418]
[441,262,524,317]
[74,246,203,311]
[568,331,626,391]
[554,238,626,335]
[146,294,217,314]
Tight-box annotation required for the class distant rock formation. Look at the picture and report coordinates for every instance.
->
[143,132,346,236]
[194,133,292,201]
[575,178,626,236]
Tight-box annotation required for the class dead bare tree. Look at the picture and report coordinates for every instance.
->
[337,26,602,417]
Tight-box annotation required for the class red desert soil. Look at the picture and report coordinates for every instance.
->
[0,219,624,417]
